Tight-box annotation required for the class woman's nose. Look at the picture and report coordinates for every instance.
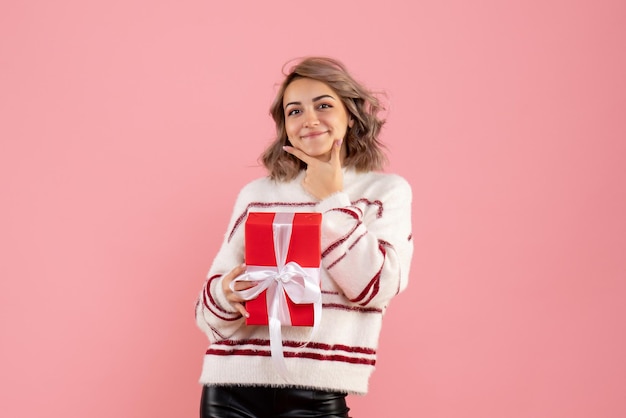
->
[303,112,319,128]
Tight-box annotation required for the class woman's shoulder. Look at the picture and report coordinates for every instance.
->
[236,175,275,198]
[235,174,301,201]
[240,175,273,190]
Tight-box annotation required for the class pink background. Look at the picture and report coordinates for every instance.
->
[2,1,625,417]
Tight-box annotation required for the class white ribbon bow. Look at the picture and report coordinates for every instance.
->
[230,212,321,381]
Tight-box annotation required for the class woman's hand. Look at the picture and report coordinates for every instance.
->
[283,139,343,200]
[221,263,254,318]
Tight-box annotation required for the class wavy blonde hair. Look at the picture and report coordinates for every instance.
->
[261,57,387,180]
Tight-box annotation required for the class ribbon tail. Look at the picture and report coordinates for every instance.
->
[269,316,291,383]
[266,283,293,383]
[296,298,322,350]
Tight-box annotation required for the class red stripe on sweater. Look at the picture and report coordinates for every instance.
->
[213,338,377,355]
[326,207,360,220]
[378,239,393,248]
[205,348,376,366]
[348,241,386,305]
[322,303,383,314]
[326,253,346,270]
[352,198,383,218]
[348,231,368,250]
[374,239,402,296]
[322,221,361,258]
[203,275,242,321]
[196,292,227,340]
[207,322,226,340]
[350,205,364,218]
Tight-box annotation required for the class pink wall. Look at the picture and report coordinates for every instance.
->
[1,1,625,417]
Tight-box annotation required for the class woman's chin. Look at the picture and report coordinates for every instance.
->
[308,152,332,162]
[298,146,331,161]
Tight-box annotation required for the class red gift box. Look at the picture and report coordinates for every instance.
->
[244,212,321,326]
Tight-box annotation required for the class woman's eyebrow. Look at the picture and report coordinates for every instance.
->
[312,94,336,102]
[284,95,336,109]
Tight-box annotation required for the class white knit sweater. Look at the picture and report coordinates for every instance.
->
[195,168,413,395]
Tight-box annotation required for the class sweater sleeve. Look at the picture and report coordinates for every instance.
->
[195,184,251,343]
[316,174,413,309]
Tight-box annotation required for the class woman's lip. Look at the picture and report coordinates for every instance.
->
[301,131,328,139]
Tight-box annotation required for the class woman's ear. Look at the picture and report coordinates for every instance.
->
[348,117,354,128]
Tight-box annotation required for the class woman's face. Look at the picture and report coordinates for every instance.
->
[283,78,353,163]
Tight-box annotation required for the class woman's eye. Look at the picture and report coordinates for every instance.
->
[287,109,301,116]
[318,103,332,109]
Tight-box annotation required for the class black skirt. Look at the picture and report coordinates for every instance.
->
[200,385,351,418]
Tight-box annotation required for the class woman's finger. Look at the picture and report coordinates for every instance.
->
[233,281,257,291]
[226,263,247,280]
[329,139,343,167]
[283,145,314,165]
[222,263,246,300]
[232,302,249,318]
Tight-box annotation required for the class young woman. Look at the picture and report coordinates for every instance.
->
[196,57,413,418]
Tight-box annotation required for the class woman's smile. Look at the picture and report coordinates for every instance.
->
[301,130,328,139]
